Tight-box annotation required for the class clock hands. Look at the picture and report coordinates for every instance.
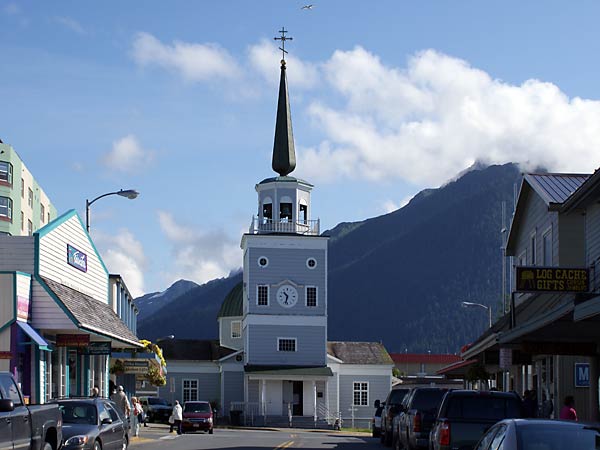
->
[283,291,289,304]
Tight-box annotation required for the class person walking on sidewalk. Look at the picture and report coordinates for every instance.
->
[170,400,183,435]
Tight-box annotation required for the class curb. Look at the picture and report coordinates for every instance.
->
[217,425,371,436]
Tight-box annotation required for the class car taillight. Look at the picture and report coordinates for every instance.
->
[439,420,450,446]
[413,412,421,432]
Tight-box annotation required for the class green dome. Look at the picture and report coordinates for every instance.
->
[217,282,243,318]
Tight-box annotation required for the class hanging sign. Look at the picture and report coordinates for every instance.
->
[575,363,590,388]
[0,352,12,359]
[87,342,112,355]
[515,267,589,293]
[499,348,512,369]
[56,334,90,347]
[67,244,88,273]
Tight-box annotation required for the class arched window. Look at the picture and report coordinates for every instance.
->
[280,196,293,222]
[262,196,273,221]
[299,199,308,224]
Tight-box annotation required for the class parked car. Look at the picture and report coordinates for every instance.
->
[379,387,410,446]
[372,403,384,437]
[54,397,129,450]
[474,418,600,450]
[394,387,448,450]
[181,401,214,434]
[429,390,523,450]
[0,371,62,450]
[139,396,172,423]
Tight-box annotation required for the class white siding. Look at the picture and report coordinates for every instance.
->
[0,236,35,272]
[0,273,14,329]
[16,273,30,299]
[31,279,75,330]
[38,215,108,303]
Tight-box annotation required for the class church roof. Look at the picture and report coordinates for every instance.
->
[160,339,236,361]
[218,282,243,318]
[327,341,394,365]
[257,175,313,187]
[271,60,296,177]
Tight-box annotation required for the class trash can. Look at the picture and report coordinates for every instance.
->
[230,410,243,426]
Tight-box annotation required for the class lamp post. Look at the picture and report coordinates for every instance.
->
[155,335,175,344]
[85,189,139,233]
[461,301,492,328]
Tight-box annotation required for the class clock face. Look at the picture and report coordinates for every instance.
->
[276,285,298,308]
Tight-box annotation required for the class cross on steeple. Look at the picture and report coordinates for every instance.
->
[274,27,293,61]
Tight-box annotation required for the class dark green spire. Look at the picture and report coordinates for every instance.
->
[272,60,296,177]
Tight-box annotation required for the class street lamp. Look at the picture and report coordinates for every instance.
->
[85,189,139,233]
[155,335,175,344]
[461,301,492,328]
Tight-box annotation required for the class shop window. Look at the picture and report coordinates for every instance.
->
[353,382,368,406]
[0,196,12,221]
[231,320,241,339]
[183,379,198,402]
[280,203,292,222]
[0,161,12,186]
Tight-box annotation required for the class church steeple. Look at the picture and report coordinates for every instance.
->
[272,28,296,177]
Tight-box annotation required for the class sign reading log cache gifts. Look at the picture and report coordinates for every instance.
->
[515,267,589,293]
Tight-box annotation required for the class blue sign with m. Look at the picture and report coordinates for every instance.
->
[575,363,590,388]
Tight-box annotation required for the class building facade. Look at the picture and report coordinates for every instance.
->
[0,141,57,236]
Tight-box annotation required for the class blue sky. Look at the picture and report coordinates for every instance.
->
[2,1,600,296]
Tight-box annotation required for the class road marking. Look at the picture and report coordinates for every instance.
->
[275,440,295,449]
[159,434,181,440]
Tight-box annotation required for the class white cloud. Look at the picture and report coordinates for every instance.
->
[380,194,414,214]
[157,211,241,286]
[102,134,154,173]
[132,32,238,82]
[248,39,319,89]
[297,47,600,186]
[53,16,85,34]
[94,229,146,298]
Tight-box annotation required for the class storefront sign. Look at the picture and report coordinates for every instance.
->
[118,359,149,374]
[515,267,589,293]
[87,342,112,355]
[575,363,590,388]
[16,296,30,321]
[499,348,512,369]
[67,244,88,273]
[56,334,90,347]
[0,351,12,359]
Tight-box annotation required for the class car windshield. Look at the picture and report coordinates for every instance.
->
[446,396,522,420]
[518,423,600,449]
[388,389,409,405]
[148,398,169,405]
[184,403,211,413]
[59,402,97,425]
[412,389,447,413]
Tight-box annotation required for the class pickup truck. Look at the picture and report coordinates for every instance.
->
[429,390,523,450]
[378,387,410,446]
[394,386,448,450]
[0,372,63,450]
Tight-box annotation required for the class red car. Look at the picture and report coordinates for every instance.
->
[181,401,214,434]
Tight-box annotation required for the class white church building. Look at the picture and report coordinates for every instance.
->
[159,43,393,428]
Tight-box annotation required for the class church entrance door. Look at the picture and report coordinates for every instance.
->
[292,381,303,416]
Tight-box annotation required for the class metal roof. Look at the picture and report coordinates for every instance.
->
[217,282,243,318]
[524,173,590,205]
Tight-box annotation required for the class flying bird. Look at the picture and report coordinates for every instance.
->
[301,4,314,10]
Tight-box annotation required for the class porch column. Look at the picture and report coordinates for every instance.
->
[312,380,317,425]
[261,379,267,417]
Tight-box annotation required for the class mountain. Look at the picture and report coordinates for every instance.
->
[137,163,521,353]
[134,279,199,322]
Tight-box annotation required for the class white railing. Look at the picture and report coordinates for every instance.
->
[249,216,320,235]
[317,403,341,427]
[229,401,263,425]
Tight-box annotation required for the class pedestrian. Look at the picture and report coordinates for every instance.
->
[522,390,537,418]
[559,395,578,421]
[170,400,183,435]
[110,385,131,418]
[90,386,100,398]
[131,397,144,437]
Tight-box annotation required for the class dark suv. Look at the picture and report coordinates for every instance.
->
[139,396,172,423]
[429,390,523,450]
[394,387,448,450]
[378,388,410,446]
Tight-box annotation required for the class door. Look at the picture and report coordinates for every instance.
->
[292,382,303,416]
[0,375,29,450]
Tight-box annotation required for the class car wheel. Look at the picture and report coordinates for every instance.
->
[93,441,102,450]
[209,428,214,434]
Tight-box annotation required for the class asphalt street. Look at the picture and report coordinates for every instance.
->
[129,425,378,450]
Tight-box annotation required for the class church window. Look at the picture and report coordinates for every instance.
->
[278,338,296,352]
[306,258,317,269]
[353,382,368,406]
[306,286,317,307]
[258,256,269,268]
[280,203,292,222]
[263,203,273,221]
[299,204,308,223]
[182,379,198,402]
[257,285,269,306]
[231,320,241,339]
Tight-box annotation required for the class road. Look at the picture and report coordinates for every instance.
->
[130,425,378,450]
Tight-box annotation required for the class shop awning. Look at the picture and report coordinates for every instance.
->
[499,301,574,345]
[436,359,477,377]
[17,321,50,351]
[245,365,333,377]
